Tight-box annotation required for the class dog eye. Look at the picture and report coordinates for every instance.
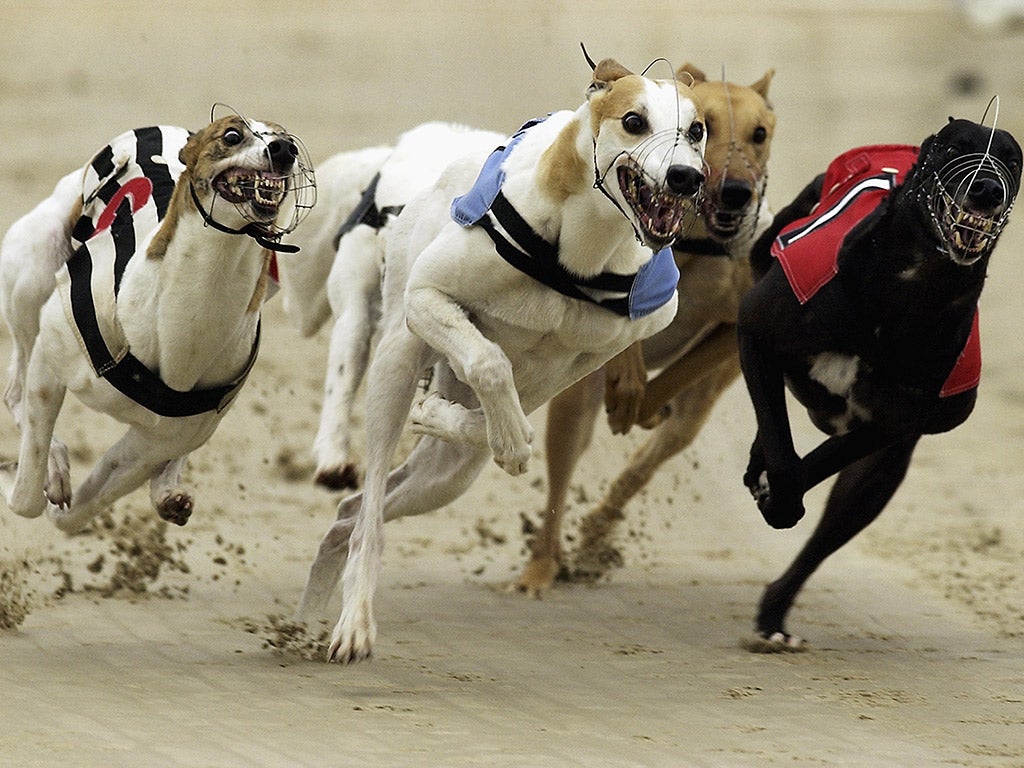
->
[222,128,243,146]
[622,112,648,135]
[687,121,705,143]
[752,126,768,144]
[945,145,959,160]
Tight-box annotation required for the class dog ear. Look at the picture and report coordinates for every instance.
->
[588,58,634,95]
[750,68,775,99]
[179,130,202,169]
[677,62,707,85]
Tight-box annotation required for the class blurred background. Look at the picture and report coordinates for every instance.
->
[4,0,1024,225]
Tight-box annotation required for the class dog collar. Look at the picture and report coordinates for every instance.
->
[673,237,730,257]
[189,183,300,254]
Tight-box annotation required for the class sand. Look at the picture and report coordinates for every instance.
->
[1,2,1023,766]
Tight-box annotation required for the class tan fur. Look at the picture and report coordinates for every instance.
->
[147,181,189,260]
[67,197,83,234]
[247,249,273,312]
[517,66,777,596]
[538,120,588,203]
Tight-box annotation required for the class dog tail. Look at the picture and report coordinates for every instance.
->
[749,173,825,280]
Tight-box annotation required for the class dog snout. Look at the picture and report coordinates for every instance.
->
[966,176,1005,211]
[666,164,703,197]
[719,179,754,211]
[267,137,299,172]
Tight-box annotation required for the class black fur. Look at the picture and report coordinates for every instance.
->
[737,118,1021,642]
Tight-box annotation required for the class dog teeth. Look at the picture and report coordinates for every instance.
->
[618,165,695,243]
[215,169,287,211]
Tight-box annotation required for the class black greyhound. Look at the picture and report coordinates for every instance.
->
[737,118,1021,649]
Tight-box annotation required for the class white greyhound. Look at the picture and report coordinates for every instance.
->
[297,55,708,663]
[281,123,506,489]
[0,115,315,533]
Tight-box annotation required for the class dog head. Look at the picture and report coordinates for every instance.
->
[586,57,707,250]
[182,114,316,237]
[680,64,775,244]
[910,117,1021,265]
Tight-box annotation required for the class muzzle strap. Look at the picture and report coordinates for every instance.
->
[189,184,300,253]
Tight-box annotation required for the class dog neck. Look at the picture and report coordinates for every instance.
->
[839,187,988,351]
[118,178,270,393]
[518,107,650,278]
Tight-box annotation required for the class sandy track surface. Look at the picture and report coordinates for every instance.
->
[1,2,1023,766]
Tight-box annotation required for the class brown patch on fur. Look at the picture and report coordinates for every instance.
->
[247,249,273,312]
[147,115,255,260]
[588,69,703,142]
[538,119,588,203]
[587,74,649,139]
[147,179,192,260]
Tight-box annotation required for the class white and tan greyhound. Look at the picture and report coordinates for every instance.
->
[297,54,708,663]
[0,114,315,534]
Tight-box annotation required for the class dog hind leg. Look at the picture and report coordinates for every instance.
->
[749,436,918,652]
[0,175,78,429]
[313,225,384,489]
[514,369,604,597]
[4,351,68,519]
[149,456,193,526]
[300,367,490,621]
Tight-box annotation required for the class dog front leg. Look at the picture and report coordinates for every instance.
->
[406,286,533,476]
[736,318,805,529]
[603,342,647,435]
[313,227,384,490]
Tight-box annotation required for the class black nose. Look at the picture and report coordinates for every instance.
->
[666,165,704,196]
[966,176,1004,209]
[267,138,298,172]
[719,179,754,210]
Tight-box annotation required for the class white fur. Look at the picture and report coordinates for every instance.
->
[296,66,706,663]
[0,118,303,533]
[285,123,505,487]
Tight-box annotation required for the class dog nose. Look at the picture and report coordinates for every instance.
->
[666,165,704,196]
[720,179,754,210]
[967,177,1004,209]
[267,138,299,172]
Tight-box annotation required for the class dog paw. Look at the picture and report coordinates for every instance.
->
[314,463,360,491]
[44,444,72,509]
[512,555,560,598]
[411,393,487,445]
[741,631,807,654]
[327,608,376,664]
[757,492,805,530]
[750,465,806,529]
[156,492,193,526]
